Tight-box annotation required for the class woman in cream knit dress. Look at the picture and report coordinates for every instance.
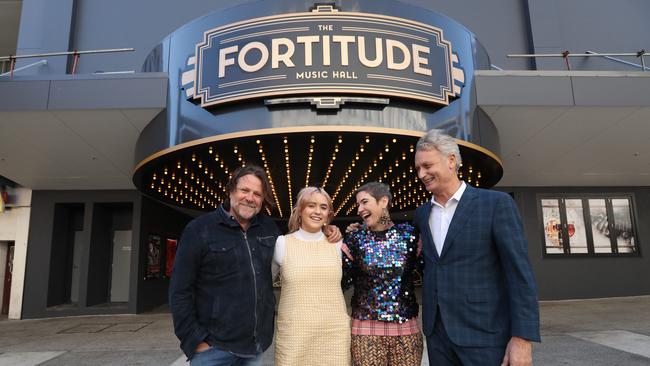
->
[273,187,351,366]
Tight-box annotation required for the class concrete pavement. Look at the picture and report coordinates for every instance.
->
[0,296,649,365]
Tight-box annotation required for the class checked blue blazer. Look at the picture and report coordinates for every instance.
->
[414,184,541,347]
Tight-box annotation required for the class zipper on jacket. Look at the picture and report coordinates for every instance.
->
[242,230,258,346]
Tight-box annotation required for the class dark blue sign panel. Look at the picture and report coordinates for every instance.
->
[182,4,464,107]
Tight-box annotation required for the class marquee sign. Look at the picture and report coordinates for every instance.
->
[182,4,465,108]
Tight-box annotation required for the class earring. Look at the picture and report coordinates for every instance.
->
[379,208,392,226]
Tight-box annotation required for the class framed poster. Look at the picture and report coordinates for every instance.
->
[611,199,636,253]
[540,194,640,257]
[564,199,588,253]
[165,238,178,278]
[588,199,612,253]
[541,199,563,254]
[145,234,162,279]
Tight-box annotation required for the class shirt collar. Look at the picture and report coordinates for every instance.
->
[430,181,467,208]
[297,228,325,241]
[220,204,259,228]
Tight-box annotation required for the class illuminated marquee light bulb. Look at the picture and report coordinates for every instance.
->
[305,139,315,187]
[283,138,293,211]
[321,143,340,188]
[256,142,282,217]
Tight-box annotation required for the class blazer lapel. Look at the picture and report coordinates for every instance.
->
[420,202,440,261]
[440,185,477,258]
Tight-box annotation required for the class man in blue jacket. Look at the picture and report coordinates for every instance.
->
[169,164,340,365]
[413,130,540,366]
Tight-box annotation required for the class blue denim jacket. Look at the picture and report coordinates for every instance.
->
[169,205,280,359]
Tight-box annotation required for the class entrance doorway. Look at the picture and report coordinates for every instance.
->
[1,241,14,315]
[110,230,132,302]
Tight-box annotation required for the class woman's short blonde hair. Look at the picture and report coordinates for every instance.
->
[287,187,334,233]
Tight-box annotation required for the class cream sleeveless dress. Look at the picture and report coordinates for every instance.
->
[274,231,351,366]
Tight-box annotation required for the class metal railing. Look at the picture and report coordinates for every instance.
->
[0,59,47,77]
[507,50,647,71]
[0,48,134,78]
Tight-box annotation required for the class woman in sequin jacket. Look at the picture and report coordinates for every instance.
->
[343,182,424,366]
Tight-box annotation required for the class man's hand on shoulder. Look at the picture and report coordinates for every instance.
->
[501,336,532,366]
[323,225,342,243]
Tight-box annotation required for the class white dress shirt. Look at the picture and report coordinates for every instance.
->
[429,181,467,256]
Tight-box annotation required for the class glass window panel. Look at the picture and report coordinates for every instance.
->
[589,199,612,253]
[565,199,588,253]
[541,199,563,254]
[611,199,636,253]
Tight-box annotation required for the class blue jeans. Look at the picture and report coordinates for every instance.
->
[190,346,263,366]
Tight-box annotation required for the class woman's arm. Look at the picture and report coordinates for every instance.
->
[272,235,286,279]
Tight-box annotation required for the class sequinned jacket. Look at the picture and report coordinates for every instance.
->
[343,222,423,323]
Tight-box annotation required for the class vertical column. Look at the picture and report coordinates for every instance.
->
[525,0,565,70]
[15,0,76,75]
[0,244,7,311]
[1,188,32,320]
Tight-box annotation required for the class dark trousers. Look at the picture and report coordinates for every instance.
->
[426,308,506,366]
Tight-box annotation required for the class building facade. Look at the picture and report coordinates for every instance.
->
[0,0,649,319]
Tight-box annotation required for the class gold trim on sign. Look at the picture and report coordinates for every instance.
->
[133,126,502,174]
[199,88,449,108]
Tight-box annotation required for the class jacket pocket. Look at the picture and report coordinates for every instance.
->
[205,242,239,275]
[208,241,238,252]
[256,235,275,247]
[465,288,496,303]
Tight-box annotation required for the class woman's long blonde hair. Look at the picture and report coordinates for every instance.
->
[287,187,334,233]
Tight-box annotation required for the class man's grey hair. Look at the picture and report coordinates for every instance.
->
[416,129,462,173]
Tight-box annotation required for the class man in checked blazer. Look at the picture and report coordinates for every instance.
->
[413,129,540,366]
